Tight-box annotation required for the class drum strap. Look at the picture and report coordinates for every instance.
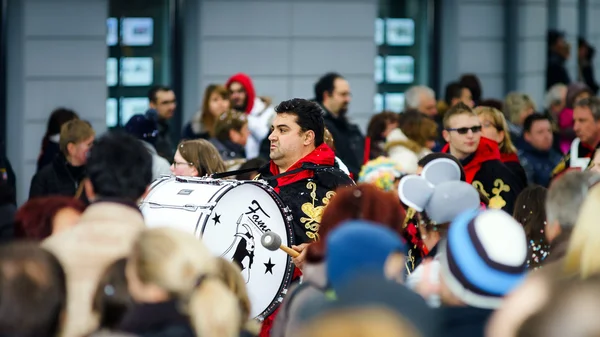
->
[211,163,332,181]
[211,166,260,179]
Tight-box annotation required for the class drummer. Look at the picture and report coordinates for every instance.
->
[254,98,354,337]
[255,98,355,260]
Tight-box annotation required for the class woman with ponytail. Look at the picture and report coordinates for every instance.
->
[120,227,241,337]
[37,108,79,172]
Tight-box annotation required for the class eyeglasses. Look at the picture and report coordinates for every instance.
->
[172,161,193,168]
[481,121,498,129]
[446,126,482,135]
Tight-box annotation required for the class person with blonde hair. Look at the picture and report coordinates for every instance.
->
[182,84,231,140]
[504,92,536,140]
[486,171,600,337]
[475,106,528,186]
[120,227,241,337]
[30,119,95,199]
[215,258,261,336]
[170,139,227,177]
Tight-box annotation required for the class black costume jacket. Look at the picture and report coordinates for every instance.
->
[255,144,354,244]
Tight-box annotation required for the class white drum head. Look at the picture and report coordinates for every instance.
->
[203,181,294,320]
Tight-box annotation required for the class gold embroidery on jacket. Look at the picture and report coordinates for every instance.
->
[489,179,510,209]
[472,181,488,198]
[472,179,510,209]
[300,181,335,240]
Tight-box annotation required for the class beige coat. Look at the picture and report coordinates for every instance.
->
[43,202,146,337]
[385,128,431,174]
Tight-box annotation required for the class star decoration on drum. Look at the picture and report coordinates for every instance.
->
[212,213,221,226]
[264,258,275,274]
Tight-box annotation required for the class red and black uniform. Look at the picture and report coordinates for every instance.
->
[442,137,523,214]
[500,152,528,187]
[255,143,354,337]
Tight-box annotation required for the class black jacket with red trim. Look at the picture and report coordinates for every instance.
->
[443,137,523,214]
[255,144,354,244]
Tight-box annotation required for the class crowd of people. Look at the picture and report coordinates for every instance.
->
[1,35,600,336]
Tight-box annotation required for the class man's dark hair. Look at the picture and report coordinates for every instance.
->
[523,113,551,133]
[459,74,482,104]
[444,82,465,105]
[274,98,325,146]
[148,85,173,103]
[0,242,66,337]
[314,72,343,104]
[87,131,153,201]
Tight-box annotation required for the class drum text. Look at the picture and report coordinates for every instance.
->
[245,200,271,233]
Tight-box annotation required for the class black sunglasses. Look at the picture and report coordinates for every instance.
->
[446,126,482,135]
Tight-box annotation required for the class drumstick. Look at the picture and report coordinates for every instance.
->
[261,231,300,258]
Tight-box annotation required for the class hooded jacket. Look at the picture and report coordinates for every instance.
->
[442,137,523,214]
[226,73,275,159]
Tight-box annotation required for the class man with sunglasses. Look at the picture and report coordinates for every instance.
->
[441,102,523,214]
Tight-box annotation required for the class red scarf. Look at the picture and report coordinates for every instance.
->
[442,137,501,183]
[500,152,520,163]
[268,143,336,192]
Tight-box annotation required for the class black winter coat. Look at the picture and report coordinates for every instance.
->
[29,154,86,200]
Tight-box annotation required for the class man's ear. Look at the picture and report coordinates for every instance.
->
[304,130,315,146]
[524,131,532,143]
[442,129,450,143]
[84,178,95,202]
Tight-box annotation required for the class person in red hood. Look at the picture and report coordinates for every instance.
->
[226,73,276,159]
[441,103,523,214]
[254,98,354,337]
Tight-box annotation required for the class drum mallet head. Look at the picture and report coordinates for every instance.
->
[261,231,300,258]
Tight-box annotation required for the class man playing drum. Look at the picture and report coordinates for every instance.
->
[254,98,354,336]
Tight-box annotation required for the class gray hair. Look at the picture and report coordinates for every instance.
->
[544,84,567,110]
[546,171,600,229]
[404,85,435,110]
[504,92,537,124]
[574,96,600,121]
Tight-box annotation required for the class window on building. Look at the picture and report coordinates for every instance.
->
[375,0,432,113]
[0,0,6,151]
[106,0,173,128]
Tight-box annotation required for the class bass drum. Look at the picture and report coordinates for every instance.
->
[139,176,295,321]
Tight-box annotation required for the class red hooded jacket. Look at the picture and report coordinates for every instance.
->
[442,136,501,183]
[226,73,256,114]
